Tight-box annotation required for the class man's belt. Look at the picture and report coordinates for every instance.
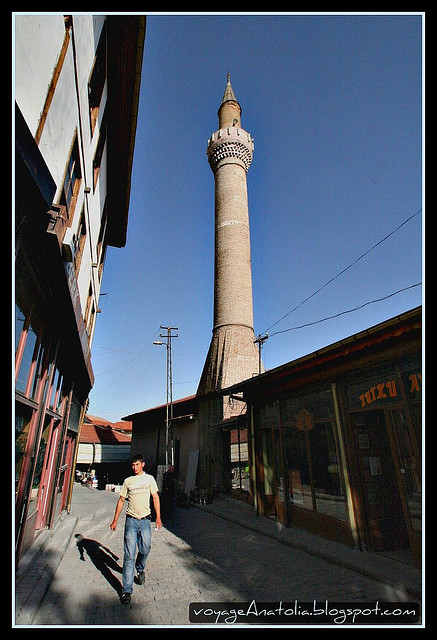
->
[126,514,151,520]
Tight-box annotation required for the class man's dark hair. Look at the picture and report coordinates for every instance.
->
[131,453,144,463]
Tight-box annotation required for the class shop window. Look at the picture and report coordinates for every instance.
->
[281,390,348,522]
[257,402,286,515]
[231,427,249,494]
[53,434,74,523]
[30,415,53,504]
[261,428,276,497]
[285,424,312,510]
[15,321,38,395]
[15,304,25,353]
[15,404,33,495]
[312,422,346,519]
[15,307,38,393]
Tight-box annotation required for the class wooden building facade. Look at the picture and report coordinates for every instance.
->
[230,307,422,566]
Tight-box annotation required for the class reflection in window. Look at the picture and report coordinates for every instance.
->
[281,390,348,522]
[230,428,249,494]
[312,422,345,519]
[286,425,312,510]
[29,416,52,503]
[15,320,38,394]
[15,304,25,353]
[15,406,32,493]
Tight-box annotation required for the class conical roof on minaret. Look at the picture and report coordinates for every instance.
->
[221,72,240,108]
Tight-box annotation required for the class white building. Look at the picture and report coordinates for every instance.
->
[14,14,145,560]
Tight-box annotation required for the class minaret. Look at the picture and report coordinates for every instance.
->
[198,74,261,396]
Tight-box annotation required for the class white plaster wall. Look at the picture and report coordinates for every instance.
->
[15,14,108,341]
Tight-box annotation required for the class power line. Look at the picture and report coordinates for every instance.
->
[93,207,422,401]
[264,208,422,334]
[211,206,422,372]
[187,205,422,388]
[269,282,422,336]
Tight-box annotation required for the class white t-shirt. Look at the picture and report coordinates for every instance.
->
[120,472,159,519]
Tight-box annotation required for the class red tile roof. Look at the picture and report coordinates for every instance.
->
[81,415,132,444]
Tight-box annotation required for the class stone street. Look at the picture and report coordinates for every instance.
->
[16,484,422,627]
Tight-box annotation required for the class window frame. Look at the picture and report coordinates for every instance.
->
[60,134,82,223]
[88,20,107,137]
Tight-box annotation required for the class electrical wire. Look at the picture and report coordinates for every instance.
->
[269,282,422,336]
[264,208,422,334]
[192,207,422,383]
[92,207,422,399]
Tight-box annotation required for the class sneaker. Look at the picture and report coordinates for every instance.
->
[137,571,145,585]
[120,592,131,605]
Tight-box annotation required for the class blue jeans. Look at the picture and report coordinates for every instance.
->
[122,516,151,594]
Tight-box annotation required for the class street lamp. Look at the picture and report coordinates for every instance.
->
[153,326,178,467]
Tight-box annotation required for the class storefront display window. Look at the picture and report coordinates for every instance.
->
[258,402,281,496]
[29,416,52,504]
[312,422,346,519]
[15,317,38,394]
[52,435,74,523]
[285,424,312,510]
[15,304,25,352]
[230,427,249,494]
[15,405,33,495]
[281,390,348,522]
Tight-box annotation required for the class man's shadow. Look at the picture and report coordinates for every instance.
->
[75,533,123,595]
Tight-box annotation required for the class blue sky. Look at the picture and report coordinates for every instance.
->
[88,12,423,422]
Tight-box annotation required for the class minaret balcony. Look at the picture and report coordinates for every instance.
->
[207,126,254,173]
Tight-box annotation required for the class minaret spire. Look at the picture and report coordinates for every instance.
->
[218,72,241,129]
[221,72,238,105]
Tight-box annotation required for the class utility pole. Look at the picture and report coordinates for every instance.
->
[153,326,178,466]
[254,333,268,375]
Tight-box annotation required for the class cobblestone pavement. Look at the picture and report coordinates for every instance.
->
[22,485,421,627]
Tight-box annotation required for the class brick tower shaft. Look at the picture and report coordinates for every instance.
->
[198,75,261,395]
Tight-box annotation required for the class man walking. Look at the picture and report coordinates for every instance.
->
[110,454,162,604]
